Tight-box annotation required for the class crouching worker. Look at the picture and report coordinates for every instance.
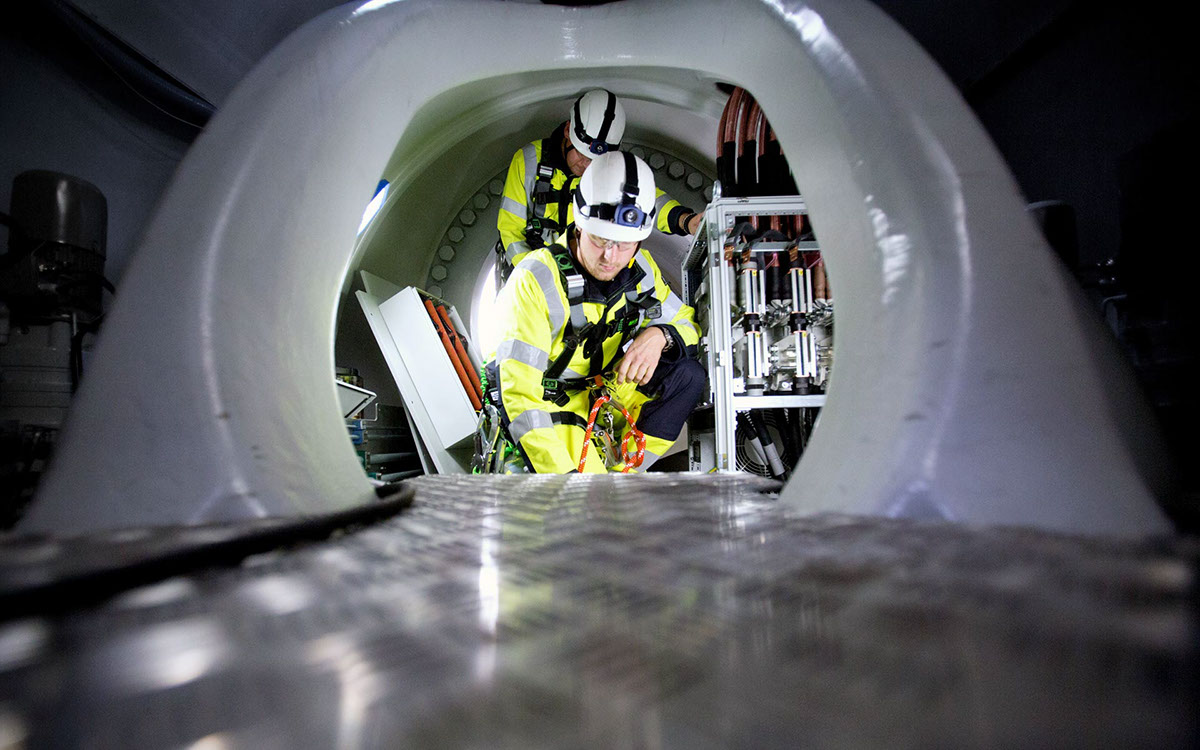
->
[477,151,706,473]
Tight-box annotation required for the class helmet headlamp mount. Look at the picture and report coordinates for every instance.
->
[574,151,654,231]
[572,90,620,156]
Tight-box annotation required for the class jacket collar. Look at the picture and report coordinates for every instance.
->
[552,224,646,304]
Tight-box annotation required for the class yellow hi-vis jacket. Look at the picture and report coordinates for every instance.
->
[496,126,694,269]
[490,229,701,473]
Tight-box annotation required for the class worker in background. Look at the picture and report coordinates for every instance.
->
[485,151,706,473]
[495,89,704,282]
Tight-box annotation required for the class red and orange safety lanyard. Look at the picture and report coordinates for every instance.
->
[577,376,645,473]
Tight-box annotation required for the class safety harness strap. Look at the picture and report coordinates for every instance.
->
[541,295,660,406]
[530,163,556,218]
[531,165,571,207]
[534,240,662,405]
[550,411,589,430]
[526,146,574,250]
[525,176,561,249]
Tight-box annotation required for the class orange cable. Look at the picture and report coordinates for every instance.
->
[436,304,484,403]
[424,298,482,411]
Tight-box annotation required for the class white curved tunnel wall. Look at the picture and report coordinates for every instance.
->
[23,0,1172,536]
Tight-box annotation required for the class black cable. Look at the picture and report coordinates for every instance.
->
[0,483,417,621]
[20,429,47,484]
[45,0,215,130]
[69,329,82,392]
[56,271,116,297]
[68,314,103,393]
[0,239,48,271]
[776,408,800,465]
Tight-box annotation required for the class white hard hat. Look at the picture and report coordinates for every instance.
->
[574,151,657,243]
[568,89,626,157]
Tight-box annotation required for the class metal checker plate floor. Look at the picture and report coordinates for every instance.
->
[1,474,1197,748]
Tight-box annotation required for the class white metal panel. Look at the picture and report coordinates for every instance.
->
[334,379,376,419]
[377,288,476,450]
[355,289,463,475]
[359,270,402,302]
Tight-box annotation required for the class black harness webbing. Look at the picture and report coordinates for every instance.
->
[526,145,573,250]
[550,411,589,430]
[538,247,661,406]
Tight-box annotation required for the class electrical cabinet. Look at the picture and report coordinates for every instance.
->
[683,194,833,476]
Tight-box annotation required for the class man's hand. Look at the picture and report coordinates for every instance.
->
[687,212,702,235]
[615,326,668,385]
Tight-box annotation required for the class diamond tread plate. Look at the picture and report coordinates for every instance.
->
[0,474,1197,748]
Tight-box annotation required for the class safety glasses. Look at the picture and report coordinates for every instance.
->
[583,232,637,253]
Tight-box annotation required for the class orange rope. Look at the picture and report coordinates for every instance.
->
[576,380,646,473]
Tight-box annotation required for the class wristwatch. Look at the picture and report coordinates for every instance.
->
[660,328,674,353]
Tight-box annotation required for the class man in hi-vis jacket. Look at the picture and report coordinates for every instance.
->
[485,151,706,473]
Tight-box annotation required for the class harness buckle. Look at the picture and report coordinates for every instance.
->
[586,374,609,399]
[566,275,584,296]
[541,377,570,407]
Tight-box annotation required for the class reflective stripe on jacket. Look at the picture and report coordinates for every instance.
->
[496,127,695,269]
[489,228,700,473]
